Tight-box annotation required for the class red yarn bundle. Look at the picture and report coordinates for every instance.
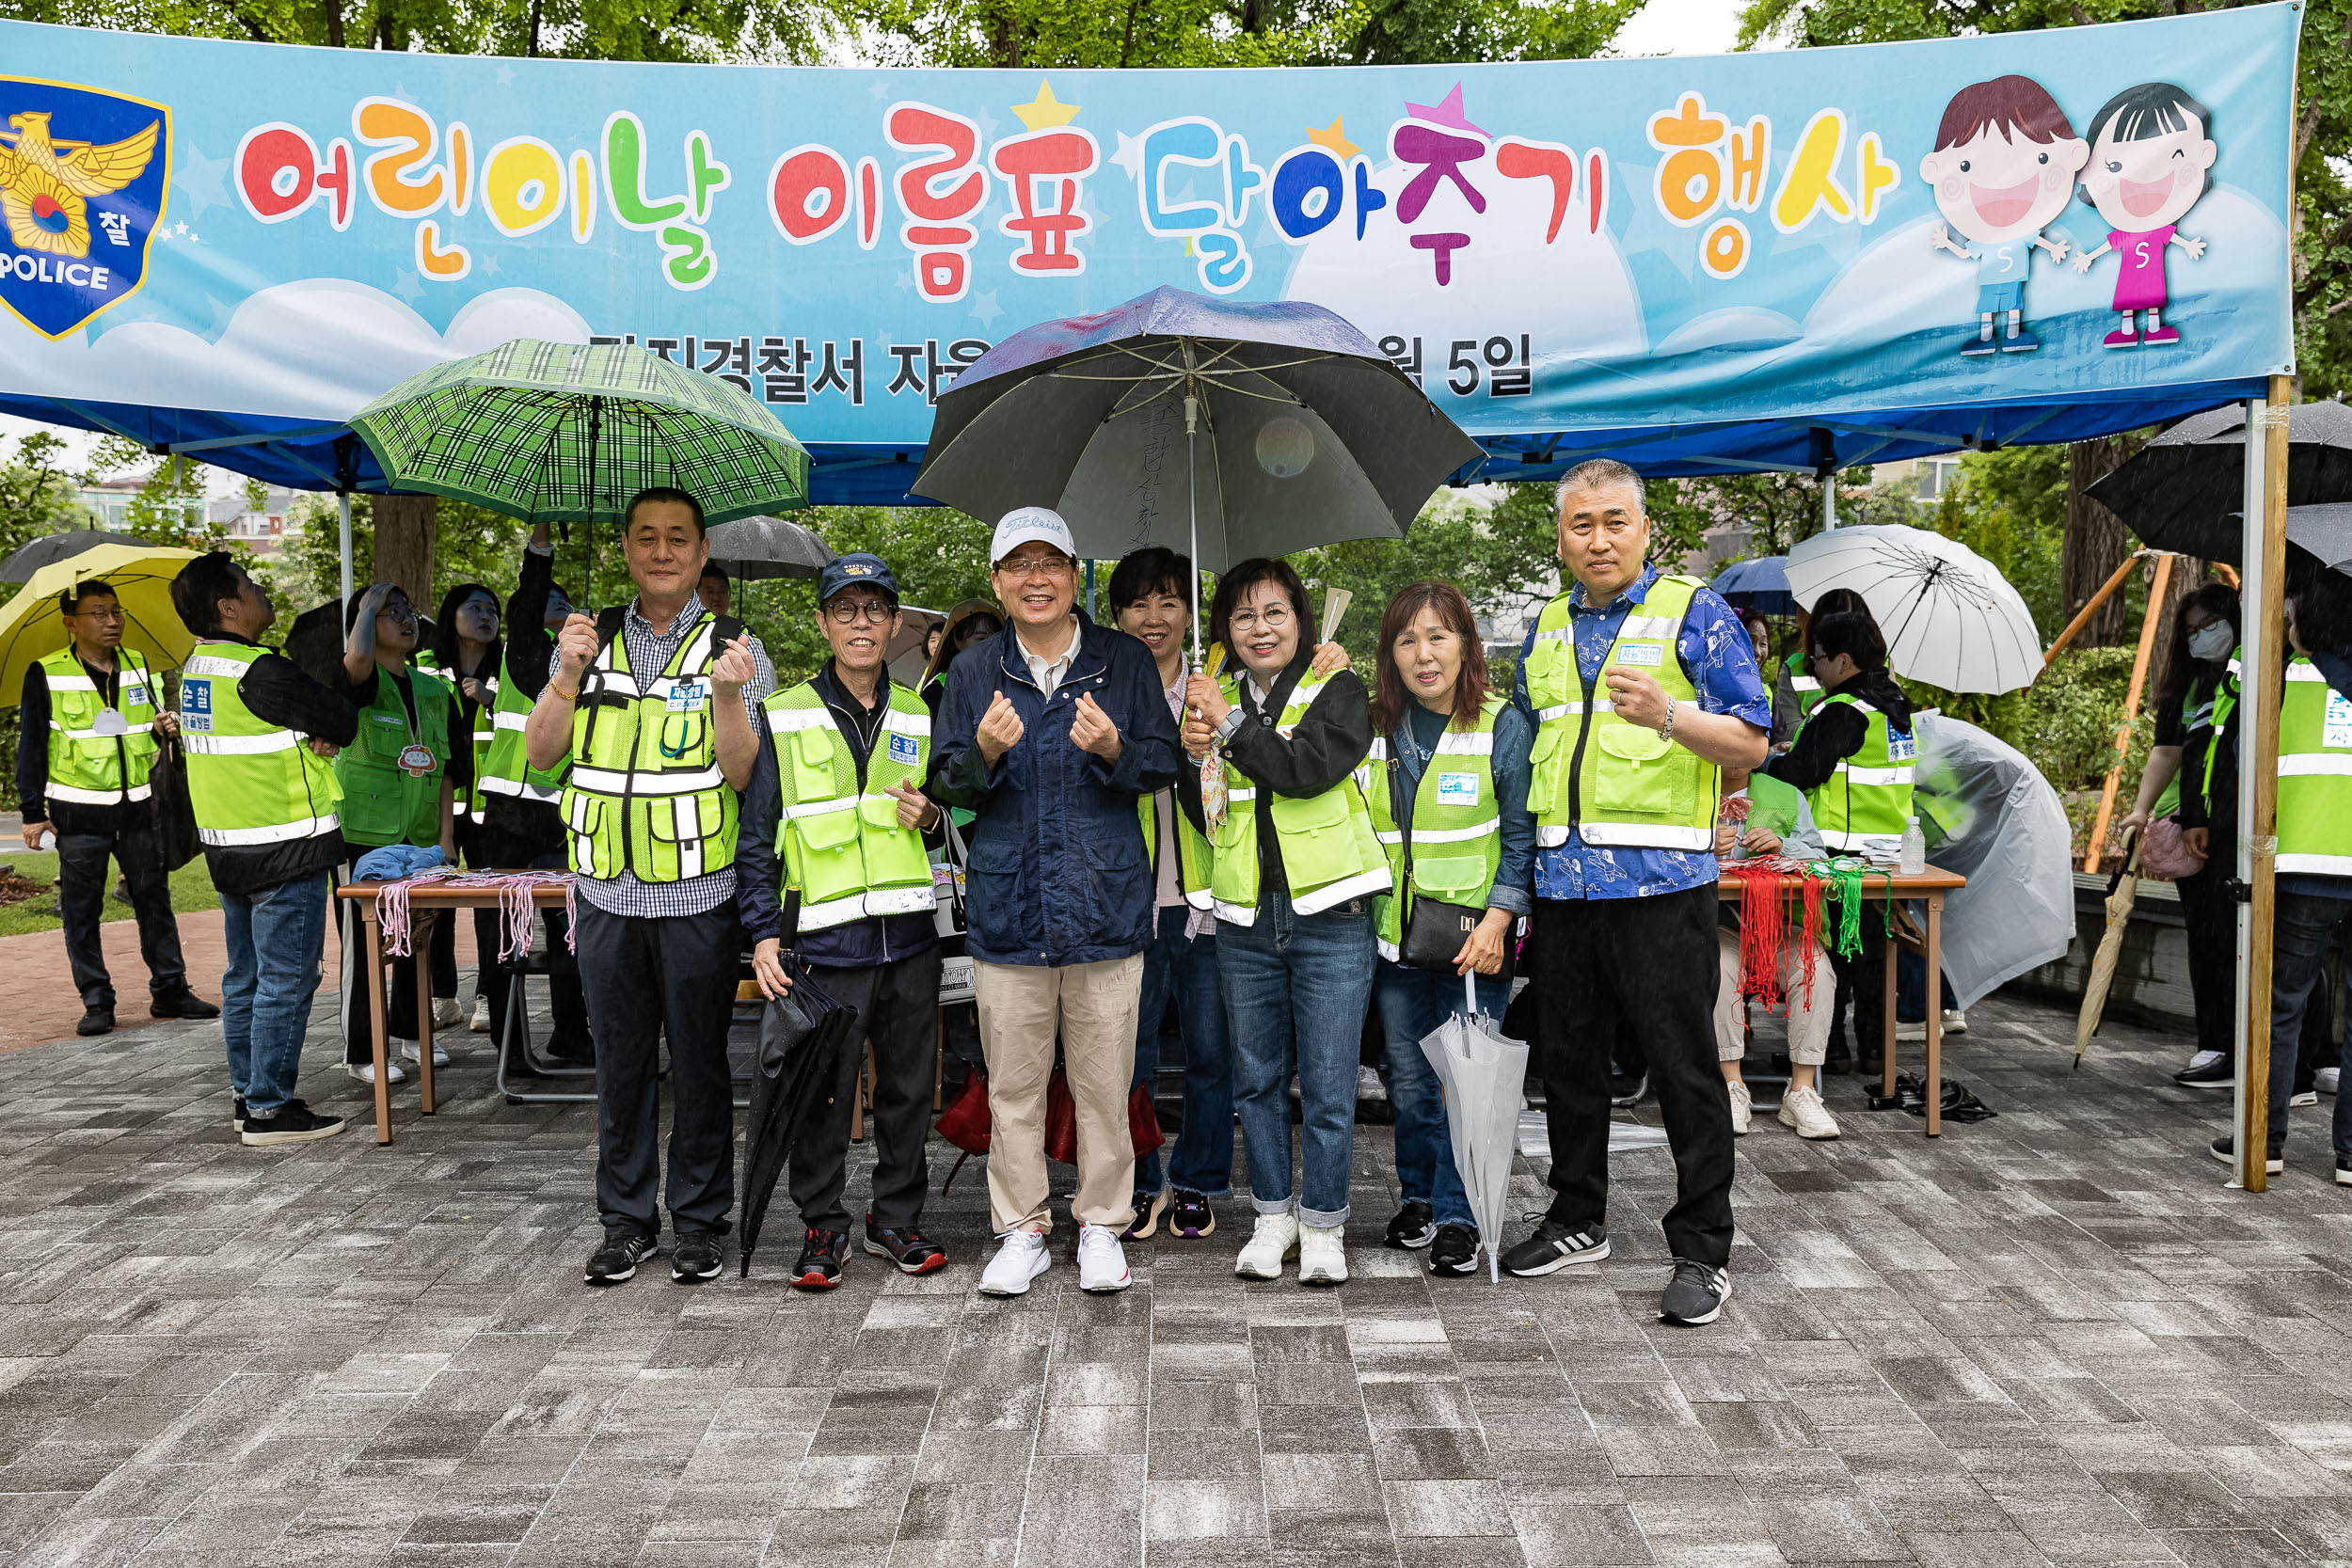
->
[1716,858,1824,1013]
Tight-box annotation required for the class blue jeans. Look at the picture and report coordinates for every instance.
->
[1373,961,1507,1229]
[219,872,331,1118]
[1218,885,1375,1227]
[2270,890,2348,1158]
[1130,904,1234,1197]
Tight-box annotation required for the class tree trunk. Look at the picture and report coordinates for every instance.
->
[372,494,436,610]
[2062,436,2141,648]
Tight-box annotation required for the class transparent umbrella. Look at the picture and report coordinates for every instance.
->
[1419,971,1529,1284]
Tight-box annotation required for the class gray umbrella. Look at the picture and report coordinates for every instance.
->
[0,529,148,582]
[2084,401,2352,564]
[704,515,834,580]
[2227,501,2352,576]
[914,286,1482,658]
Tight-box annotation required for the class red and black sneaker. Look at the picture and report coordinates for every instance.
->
[863,1219,948,1275]
[791,1227,848,1291]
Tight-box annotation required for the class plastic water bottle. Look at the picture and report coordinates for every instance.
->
[1898,816,1926,877]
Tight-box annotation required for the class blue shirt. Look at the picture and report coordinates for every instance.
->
[1510,563,1772,901]
[1383,700,1534,917]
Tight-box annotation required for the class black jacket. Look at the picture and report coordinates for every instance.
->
[1762,668,1913,794]
[200,636,360,897]
[1176,648,1375,901]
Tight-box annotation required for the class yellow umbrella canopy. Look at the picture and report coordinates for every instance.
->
[0,543,201,707]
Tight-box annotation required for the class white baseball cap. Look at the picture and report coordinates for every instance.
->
[992,506,1076,566]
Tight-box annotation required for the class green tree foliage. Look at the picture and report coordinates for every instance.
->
[262,494,531,635]
[1738,0,2352,400]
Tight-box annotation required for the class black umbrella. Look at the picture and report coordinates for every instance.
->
[0,529,148,581]
[2233,501,2352,576]
[705,515,835,581]
[282,599,437,689]
[739,958,859,1278]
[2085,401,2352,563]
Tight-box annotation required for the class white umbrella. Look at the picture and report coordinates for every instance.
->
[1785,524,2042,694]
[1419,972,1529,1284]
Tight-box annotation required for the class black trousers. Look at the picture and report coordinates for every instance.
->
[58,818,186,1009]
[577,900,742,1239]
[2176,856,2334,1076]
[1826,910,1888,1059]
[465,819,590,1051]
[338,856,443,1063]
[792,947,944,1232]
[1534,884,1734,1268]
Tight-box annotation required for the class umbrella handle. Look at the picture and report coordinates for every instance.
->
[1464,969,1478,1020]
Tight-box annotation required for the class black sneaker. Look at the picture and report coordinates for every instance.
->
[230,1096,247,1131]
[1501,1217,1610,1277]
[546,1034,596,1064]
[1822,1041,1852,1077]
[76,1005,114,1037]
[1659,1259,1730,1325]
[150,988,220,1021]
[584,1232,658,1286]
[1427,1224,1479,1276]
[1167,1191,1216,1239]
[240,1100,345,1146]
[793,1228,848,1290]
[2209,1134,2284,1175]
[1384,1200,1436,1251]
[2175,1050,2233,1089]
[864,1220,946,1275]
[672,1231,723,1283]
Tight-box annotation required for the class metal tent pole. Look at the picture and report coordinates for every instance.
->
[339,491,354,613]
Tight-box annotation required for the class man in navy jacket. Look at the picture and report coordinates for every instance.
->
[930,508,1180,1298]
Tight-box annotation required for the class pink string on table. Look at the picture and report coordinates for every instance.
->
[377,870,577,960]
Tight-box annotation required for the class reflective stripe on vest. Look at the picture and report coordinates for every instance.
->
[40,646,158,806]
[762,679,935,929]
[1805,693,1915,852]
[2276,657,2352,878]
[1367,701,1503,959]
[1524,577,1719,850]
[1206,672,1391,926]
[479,647,568,806]
[177,641,343,848]
[557,614,739,883]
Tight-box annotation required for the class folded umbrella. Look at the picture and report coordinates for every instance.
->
[1419,971,1529,1284]
[739,958,859,1278]
[2073,833,2140,1069]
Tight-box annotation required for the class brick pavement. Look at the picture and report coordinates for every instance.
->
[3,989,2352,1567]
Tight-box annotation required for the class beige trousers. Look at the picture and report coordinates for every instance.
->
[1714,927,1835,1066]
[972,955,1144,1235]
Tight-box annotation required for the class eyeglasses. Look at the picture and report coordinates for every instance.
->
[996,553,1073,580]
[69,605,123,622]
[826,598,896,625]
[1227,605,1293,635]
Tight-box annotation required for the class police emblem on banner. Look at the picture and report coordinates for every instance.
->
[0,77,169,340]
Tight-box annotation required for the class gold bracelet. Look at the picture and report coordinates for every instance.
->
[550,679,580,703]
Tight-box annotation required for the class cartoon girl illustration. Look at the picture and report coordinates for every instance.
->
[2071,83,2216,347]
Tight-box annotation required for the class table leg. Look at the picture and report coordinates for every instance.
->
[1925,895,1944,1138]
[364,908,393,1146]
[1881,913,1899,1103]
[415,910,437,1117]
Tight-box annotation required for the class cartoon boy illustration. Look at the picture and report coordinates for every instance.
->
[1919,75,2089,357]
[2070,83,2216,348]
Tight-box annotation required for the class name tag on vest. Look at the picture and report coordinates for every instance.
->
[1435,771,1481,806]
[888,733,921,766]
[180,678,213,733]
[1888,730,1917,762]
[2327,693,2352,750]
[666,680,708,712]
[120,682,148,707]
[1615,643,1663,667]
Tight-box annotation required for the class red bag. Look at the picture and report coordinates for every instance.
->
[1129,1082,1165,1157]
[934,1064,992,1155]
[1044,1069,1077,1164]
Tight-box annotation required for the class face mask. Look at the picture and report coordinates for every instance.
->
[2188,622,2233,663]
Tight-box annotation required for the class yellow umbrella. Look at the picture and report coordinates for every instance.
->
[2073,833,2142,1069]
[0,543,202,707]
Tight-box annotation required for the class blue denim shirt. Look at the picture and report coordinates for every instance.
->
[1380,702,1534,917]
[1510,563,1772,901]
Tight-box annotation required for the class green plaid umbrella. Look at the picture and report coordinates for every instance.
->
[349,339,810,527]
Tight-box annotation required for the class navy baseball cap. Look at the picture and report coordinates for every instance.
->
[818,553,899,606]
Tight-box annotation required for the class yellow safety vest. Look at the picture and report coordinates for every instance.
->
[1206,671,1390,926]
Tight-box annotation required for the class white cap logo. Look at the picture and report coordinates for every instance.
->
[992,506,1076,565]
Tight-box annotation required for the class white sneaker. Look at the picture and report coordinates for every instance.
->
[432,997,461,1030]
[1895,1021,1927,1042]
[2320,1067,2341,1097]
[1076,1225,1131,1293]
[397,1038,452,1068]
[469,995,490,1034]
[977,1228,1050,1297]
[1943,1009,1968,1036]
[344,1058,406,1085]
[1357,1065,1388,1101]
[1776,1084,1841,1140]
[1234,1212,1299,1279]
[1726,1079,1752,1136]
[1298,1224,1348,1286]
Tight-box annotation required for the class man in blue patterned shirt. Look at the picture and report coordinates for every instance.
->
[1499,459,1772,1328]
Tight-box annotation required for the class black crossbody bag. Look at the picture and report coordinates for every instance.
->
[1388,754,1513,982]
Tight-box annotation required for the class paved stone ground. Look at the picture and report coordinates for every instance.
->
[6,984,2352,1568]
